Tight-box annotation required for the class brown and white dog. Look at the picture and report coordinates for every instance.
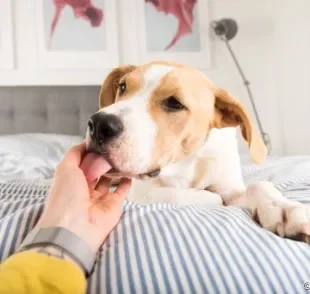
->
[85,61,310,244]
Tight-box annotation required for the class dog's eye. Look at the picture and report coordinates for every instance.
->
[162,97,186,112]
[119,82,126,95]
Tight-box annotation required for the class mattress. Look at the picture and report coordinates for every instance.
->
[0,134,309,294]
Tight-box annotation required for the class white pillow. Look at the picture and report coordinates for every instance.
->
[0,133,84,181]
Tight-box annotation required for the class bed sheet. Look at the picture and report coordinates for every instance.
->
[0,134,310,294]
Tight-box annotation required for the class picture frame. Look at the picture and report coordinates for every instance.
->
[0,0,15,69]
[34,0,119,69]
[132,0,212,69]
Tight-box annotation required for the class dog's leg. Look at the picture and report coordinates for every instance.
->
[130,187,223,207]
[219,181,310,244]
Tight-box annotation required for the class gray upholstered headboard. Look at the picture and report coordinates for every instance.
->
[0,86,100,136]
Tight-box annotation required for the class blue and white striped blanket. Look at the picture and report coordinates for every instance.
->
[0,156,310,294]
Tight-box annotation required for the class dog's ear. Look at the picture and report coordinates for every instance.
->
[99,65,137,108]
[211,88,267,164]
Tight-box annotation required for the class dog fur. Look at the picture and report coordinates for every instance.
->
[86,61,310,244]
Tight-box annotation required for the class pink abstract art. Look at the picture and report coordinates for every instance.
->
[50,0,103,38]
[146,0,198,50]
[49,0,198,50]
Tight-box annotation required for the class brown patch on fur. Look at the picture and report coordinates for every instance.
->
[99,61,214,109]
[99,65,138,108]
[133,60,187,72]
[147,68,215,169]
[98,62,187,109]
[211,89,267,164]
[116,69,143,102]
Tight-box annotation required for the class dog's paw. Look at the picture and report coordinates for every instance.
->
[250,182,310,244]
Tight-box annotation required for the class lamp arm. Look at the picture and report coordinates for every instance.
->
[224,40,272,153]
[211,19,272,154]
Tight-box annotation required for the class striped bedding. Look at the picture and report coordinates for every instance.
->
[0,156,310,294]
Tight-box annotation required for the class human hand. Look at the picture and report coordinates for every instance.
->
[35,142,131,253]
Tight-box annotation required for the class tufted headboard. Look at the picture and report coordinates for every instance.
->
[0,86,100,136]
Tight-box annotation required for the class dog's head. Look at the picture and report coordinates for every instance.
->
[85,61,266,179]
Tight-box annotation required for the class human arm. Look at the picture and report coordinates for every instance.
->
[0,142,131,294]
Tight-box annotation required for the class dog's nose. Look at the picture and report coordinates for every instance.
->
[88,112,124,143]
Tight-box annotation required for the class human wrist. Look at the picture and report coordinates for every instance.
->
[36,219,107,253]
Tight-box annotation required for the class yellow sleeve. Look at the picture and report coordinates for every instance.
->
[0,251,86,294]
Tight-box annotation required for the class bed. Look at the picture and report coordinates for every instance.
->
[0,131,310,293]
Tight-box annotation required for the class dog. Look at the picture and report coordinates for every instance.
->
[85,61,310,244]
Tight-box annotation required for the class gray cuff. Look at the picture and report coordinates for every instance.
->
[19,226,97,277]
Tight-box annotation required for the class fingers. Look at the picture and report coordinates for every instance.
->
[95,177,112,195]
[113,178,132,201]
[94,178,131,213]
[61,142,86,167]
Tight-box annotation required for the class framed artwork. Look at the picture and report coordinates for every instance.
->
[135,0,211,69]
[0,0,14,69]
[35,0,119,69]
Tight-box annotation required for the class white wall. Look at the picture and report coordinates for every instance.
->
[272,0,310,155]
[203,0,310,156]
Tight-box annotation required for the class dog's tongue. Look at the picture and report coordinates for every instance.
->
[80,152,112,182]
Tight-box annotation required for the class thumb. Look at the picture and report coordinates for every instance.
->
[62,142,86,167]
